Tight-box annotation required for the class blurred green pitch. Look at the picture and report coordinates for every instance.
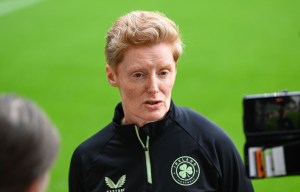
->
[0,0,299,191]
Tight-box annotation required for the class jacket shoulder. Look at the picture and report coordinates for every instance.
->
[173,106,229,140]
[172,106,239,165]
[72,123,116,164]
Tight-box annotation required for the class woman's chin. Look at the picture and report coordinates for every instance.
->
[143,112,166,123]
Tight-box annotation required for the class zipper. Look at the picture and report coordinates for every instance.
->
[135,126,152,184]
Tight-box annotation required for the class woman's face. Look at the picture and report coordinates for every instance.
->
[106,43,177,127]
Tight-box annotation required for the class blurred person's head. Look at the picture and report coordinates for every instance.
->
[105,11,183,127]
[0,94,60,192]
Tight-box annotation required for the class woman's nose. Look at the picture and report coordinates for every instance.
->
[147,74,159,94]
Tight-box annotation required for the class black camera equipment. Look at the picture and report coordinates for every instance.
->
[243,91,300,178]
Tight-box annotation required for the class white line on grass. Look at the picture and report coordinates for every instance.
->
[0,0,45,17]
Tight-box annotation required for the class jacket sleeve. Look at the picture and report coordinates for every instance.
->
[69,148,85,192]
[216,134,254,192]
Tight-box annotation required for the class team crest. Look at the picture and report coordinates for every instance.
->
[105,175,126,192]
[171,156,200,186]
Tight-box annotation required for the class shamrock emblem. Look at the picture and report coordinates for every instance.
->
[171,156,200,186]
[179,163,193,179]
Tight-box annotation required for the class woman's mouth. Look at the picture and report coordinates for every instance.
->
[144,100,163,108]
[146,100,161,105]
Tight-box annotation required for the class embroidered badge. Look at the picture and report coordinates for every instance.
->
[171,156,200,186]
[105,175,126,192]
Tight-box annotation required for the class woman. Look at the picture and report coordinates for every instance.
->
[69,10,253,192]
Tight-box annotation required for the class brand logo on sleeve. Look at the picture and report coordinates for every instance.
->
[171,156,200,186]
[105,175,126,192]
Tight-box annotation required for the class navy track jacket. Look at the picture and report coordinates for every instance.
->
[69,101,253,192]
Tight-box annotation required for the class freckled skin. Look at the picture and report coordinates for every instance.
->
[106,43,177,127]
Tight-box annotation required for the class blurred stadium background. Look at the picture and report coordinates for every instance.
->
[0,0,299,191]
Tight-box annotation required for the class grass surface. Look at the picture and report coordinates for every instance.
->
[1,0,299,191]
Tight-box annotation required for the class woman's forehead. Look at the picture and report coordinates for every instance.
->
[121,44,175,64]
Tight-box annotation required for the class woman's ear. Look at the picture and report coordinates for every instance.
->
[106,64,118,87]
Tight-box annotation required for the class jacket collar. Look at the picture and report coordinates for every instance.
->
[112,100,175,137]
